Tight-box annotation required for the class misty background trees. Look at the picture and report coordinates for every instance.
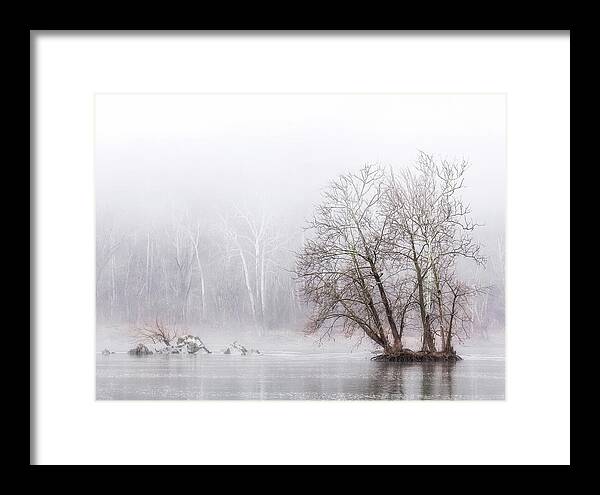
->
[96,201,303,331]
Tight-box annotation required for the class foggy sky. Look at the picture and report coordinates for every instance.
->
[96,93,505,250]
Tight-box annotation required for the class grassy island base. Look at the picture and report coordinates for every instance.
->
[371,349,462,362]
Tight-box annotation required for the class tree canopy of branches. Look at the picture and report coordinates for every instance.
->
[296,152,486,357]
[132,318,179,347]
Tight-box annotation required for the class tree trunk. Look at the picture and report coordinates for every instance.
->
[254,239,263,322]
[145,231,151,300]
[444,294,458,353]
[432,266,447,350]
[414,261,436,352]
[351,253,389,350]
[191,236,206,321]
[110,255,116,319]
[369,260,401,350]
[238,248,257,322]
[409,237,436,353]
[260,247,266,321]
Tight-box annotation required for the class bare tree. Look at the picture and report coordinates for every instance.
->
[296,165,408,354]
[437,275,487,352]
[132,317,179,347]
[221,205,293,330]
[383,152,484,353]
[186,222,207,321]
[297,153,486,359]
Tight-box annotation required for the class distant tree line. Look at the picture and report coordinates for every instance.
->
[96,204,303,331]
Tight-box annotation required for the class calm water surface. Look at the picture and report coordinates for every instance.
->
[96,346,504,400]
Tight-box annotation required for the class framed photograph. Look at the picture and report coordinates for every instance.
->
[95,93,506,401]
[32,31,570,465]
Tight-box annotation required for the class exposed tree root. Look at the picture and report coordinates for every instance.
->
[371,349,462,362]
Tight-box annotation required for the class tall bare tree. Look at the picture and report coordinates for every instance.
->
[297,153,485,358]
[297,165,410,353]
[383,152,484,353]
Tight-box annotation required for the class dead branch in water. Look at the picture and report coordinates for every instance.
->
[132,317,179,347]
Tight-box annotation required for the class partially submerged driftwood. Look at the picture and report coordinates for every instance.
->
[371,349,462,362]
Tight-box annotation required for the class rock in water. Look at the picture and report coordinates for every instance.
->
[174,335,211,354]
[222,342,260,355]
[153,335,211,355]
[232,341,248,355]
[128,343,153,356]
[156,345,180,354]
[222,343,246,355]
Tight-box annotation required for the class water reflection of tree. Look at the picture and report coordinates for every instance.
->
[420,362,456,399]
[420,363,435,399]
[439,361,455,399]
[369,362,407,399]
[365,361,459,400]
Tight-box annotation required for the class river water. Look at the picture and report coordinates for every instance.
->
[96,342,504,400]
